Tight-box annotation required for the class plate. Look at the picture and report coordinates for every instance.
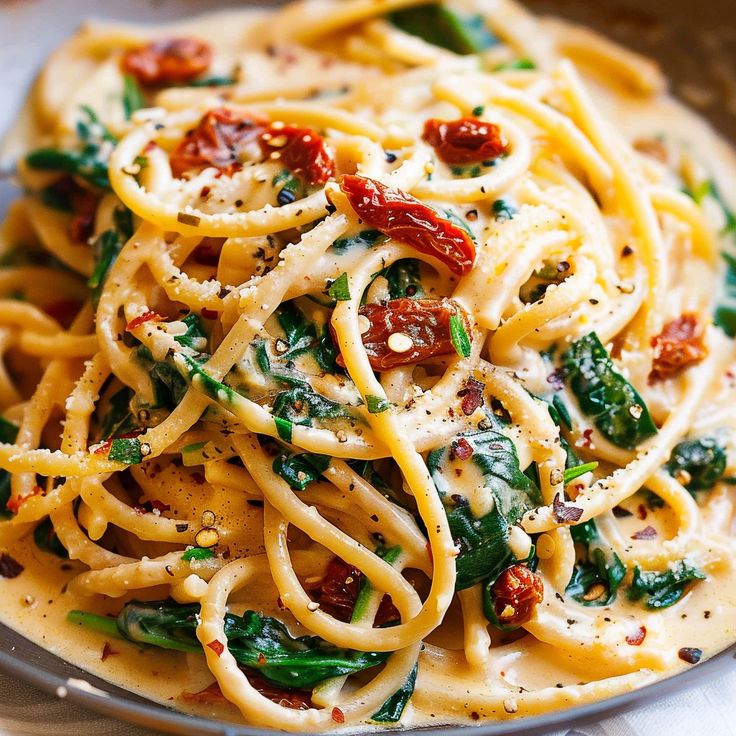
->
[0,0,734,733]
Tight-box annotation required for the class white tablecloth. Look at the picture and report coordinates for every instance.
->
[0,667,734,736]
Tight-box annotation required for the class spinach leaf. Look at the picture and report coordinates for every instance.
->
[26,106,115,189]
[122,74,145,119]
[566,518,626,606]
[0,418,19,519]
[273,451,331,491]
[563,332,657,449]
[272,385,351,427]
[69,600,390,689]
[372,662,417,723]
[175,313,208,351]
[389,4,497,55]
[428,428,541,590]
[331,230,386,254]
[665,436,727,492]
[99,386,138,440]
[383,259,425,299]
[274,301,339,372]
[627,561,705,609]
[33,517,68,558]
[87,206,134,304]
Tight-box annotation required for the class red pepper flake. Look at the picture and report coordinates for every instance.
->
[69,213,95,244]
[6,485,44,515]
[0,553,24,579]
[149,499,171,513]
[122,37,212,86]
[581,428,594,448]
[192,238,224,266]
[259,124,334,186]
[625,625,647,646]
[190,472,206,485]
[458,376,485,416]
[94,439,113,456]
[631,525,657,540]
[636,504,648,520]
[422,118,508,165]
[257,652,267,665]
[678,647,703,664]
[452,437,474,461]
[339,175,475,276]
[649,314,707,384]
[101,642,119,661]
[126,310,163,332]
[331,707,345,724]
[206,639,225,656]
[201,307,219,320]
[552,493,584,524]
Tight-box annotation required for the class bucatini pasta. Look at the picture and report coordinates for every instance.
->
[0,0,734,730]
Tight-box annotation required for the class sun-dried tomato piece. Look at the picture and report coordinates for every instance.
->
[458,376,485,415]
[649,314,707,383]
[170,108,268,178]
[339,175,475,275]
[305,556,399,625]
[332,298,470,372]
[182,674,312,710]
[489,564,544,627]
[122,38,212,86]
[422,118,509,165]
[259,124,334,186]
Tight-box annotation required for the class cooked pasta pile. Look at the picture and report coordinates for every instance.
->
[0,0,735,729]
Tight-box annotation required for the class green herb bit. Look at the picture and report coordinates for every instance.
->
[331,230,386,254]
[494,58,536,71]
[122,74,145,120]
[449,312,471,358]
[365,394,391,414]
[390,4,497,55]
[328,272,351,302]
[67,610,122,639]
[627,561,706,609]
[563,332,657,449]
[182,547,215,562]
[274,416,293,443]
[108,437,143,465]
[492,199,517,221]
[563,461,598,485]
[471,105,485,117]
[186,75,237,87]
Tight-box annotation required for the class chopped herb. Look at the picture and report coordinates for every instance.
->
[108,437,143,465]
[186,75,237,87]
[122,74,145,119]
[563,332,657,449]
[449,313,471,358]
[274,416,293,443]
[563,461,598,485]
[389,4,497,55]
[494,58,536,71]
[182,547,215,562]
[471,105,485,117]
[491,199,517,220]
[328,272,351,302]
[365,395,390,414]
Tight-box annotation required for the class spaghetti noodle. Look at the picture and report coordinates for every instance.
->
[0,0,735,729]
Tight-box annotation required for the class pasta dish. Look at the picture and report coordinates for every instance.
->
[0,0,735,729]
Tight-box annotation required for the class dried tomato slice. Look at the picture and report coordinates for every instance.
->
[489,564,544,628]
[122,38,212,86]
[422,118,508,165]
[305,556,399,625]
[339,175,475,275]
[649,314,707,383]
[170,108,268,178]
[331,297,471,372]
[259,124,334,186]
[182,674,312,710]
